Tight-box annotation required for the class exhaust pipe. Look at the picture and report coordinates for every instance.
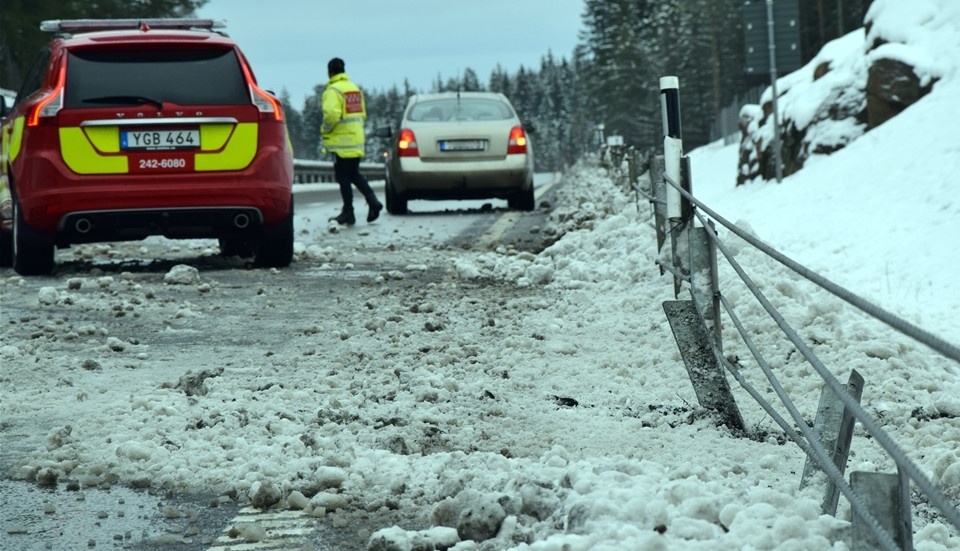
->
[233,213,251,229]
[75,218,93,234]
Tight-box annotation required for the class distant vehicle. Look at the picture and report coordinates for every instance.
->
[0,19,294,275]
[0,88,14,114]
[380,91,535,214]
[0,88,17,261]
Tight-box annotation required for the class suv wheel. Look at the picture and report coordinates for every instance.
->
[253,197,294,268]
[0,229,11,267]
[13,200,55,275]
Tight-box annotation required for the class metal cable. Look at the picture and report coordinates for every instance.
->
[662,173,960,365]
[631,183,656,203]
[656,259,689,283]
[655,165,960,533]
[680,209,902,548]
[714,292,899,551]
[691,205,960,533]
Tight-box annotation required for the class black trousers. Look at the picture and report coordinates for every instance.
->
[333,155,377,211]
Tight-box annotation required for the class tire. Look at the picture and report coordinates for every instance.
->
[509,183,536,212]
[219,237,255,258]
[12,199,55,276]
[385,178,407,215]
[253,197,294,268]
[0,229,11,267]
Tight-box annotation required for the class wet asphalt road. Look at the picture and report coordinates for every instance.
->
[1,181,561,551]
[1,479,237,550]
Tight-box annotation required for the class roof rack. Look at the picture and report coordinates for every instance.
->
[39,19,227,34]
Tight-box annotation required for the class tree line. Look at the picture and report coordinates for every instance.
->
[3,0,873,172]
[0,0,205,89]
[285,0,874,172]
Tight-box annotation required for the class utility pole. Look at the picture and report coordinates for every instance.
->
[766,0,784,182]
[837,0,845,36]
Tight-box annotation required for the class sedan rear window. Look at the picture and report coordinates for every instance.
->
[64,48,249,108]
[407,99,514,122]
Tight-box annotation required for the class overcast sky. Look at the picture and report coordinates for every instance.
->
[194,0,585,107]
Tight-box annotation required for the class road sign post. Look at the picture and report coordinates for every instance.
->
[743,0,800,183]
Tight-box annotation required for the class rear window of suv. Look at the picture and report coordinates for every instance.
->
[64,48,249,108]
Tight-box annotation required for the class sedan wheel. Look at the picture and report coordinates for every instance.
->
[509,183,536,212]
[385,178,408,215]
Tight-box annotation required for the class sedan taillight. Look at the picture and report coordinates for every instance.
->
[507,125,528,155]
[398,128,419,157]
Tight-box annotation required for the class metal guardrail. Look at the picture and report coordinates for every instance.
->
[600,76,960,551]
[292,159,386,184]
[651,166,958,551]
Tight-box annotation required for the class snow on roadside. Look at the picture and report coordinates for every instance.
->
[1,157,958,550]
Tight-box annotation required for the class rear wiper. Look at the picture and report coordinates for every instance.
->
[82,95,164,110]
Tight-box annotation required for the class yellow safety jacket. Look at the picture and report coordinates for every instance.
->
[321,73,366,158]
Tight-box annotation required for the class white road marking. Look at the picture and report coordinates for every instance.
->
[207,508,316,550]
[476,173,560,249]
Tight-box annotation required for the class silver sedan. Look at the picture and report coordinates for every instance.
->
[381,91,536,214]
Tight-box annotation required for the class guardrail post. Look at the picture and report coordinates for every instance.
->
[627,147,639,193]
[705,220,721,352]
[676,224,722,352]
[851,469,914,551]
[659,75,738,429]
[660,76,693,299]
[663,300,745,432]
[660,75,684,227]
[649,153,667,275]
[800,370,865,515]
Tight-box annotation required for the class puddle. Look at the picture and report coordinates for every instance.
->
[0,478,238,551]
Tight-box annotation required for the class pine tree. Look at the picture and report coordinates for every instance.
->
[581,0,661,149]
[279,90,307,160]
[1,0,207,91]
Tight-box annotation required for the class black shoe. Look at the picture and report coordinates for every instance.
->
[367,202,383,223]
[330,210,355,225]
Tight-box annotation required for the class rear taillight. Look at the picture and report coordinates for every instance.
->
[238,54,283,121]
[250,85,284,121]
[507,125,528,155]
[28,64,65,127]
[397,128,419,158]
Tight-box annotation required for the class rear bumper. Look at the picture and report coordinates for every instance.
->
[59,206,263,244]
[391,154,531,199]
[12,145,292,242]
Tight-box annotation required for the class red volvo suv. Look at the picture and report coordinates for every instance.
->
[0,19,294,275]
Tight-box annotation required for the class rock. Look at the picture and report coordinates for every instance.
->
[249,481,281,509]
[866,57,933,129]
[163,264,200,285]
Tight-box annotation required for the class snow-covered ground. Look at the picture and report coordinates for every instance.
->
[2,0,959,549]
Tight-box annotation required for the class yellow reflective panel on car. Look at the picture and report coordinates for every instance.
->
[0,173,9,204]
[57,122,258,174]
[199,123,233,150]
[6,117,25,162]
[60,127,127,174]
[83,126,121,153]
[195,122,257,171]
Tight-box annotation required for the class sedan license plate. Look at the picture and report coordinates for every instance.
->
[439,139,486,152]
[121,129,200,151]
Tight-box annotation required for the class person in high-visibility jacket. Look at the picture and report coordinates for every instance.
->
[321,57,383,225]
